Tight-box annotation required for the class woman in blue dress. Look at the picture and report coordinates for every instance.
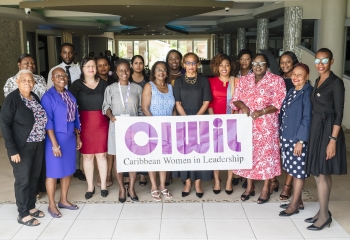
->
[41,67,82,218]
[142,61,175,201]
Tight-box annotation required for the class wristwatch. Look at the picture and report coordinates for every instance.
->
[298,140,304,144]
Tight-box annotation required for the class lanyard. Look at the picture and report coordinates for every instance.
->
[118,82,130,113]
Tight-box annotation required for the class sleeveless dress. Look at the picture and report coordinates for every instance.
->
[305,72,347,176]
[149,82,175,116]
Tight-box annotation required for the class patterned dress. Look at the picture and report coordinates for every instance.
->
[149,82,175,116]
[230,71,286,180]
[4,74,47,99]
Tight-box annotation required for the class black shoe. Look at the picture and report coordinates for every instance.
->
[225,189,233,195]
[101,190,108,198]
[73,169,86,181]
[182,186,191,197]
[213,189,221,194]
[85,187,95,199]
[119,197,126,203]
[307,216,332,231]
[232,178,241,186]
[241,189,255,201]
[280,202,304,210]
[257,193,270,204]
[242,179,247,189]
[139,175,147,187]
[305,211,331,223]
[279,209,299,217]
[127,189,139,202]
[269,180,279,195]
[196,192,204,198]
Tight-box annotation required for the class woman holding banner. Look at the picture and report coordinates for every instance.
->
[208,53,240,195]
[173,52,212,198]
[142,61,175,201]
[102,58,143,203]
[230,53,286,204]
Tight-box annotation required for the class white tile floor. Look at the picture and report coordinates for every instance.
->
[0,202,349,240]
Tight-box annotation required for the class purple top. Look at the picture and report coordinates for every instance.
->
[20,94,47,142]
[58,91,76,122]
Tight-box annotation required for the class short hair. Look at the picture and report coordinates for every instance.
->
[16,69,33,80]
[60,42,75,52]
[210,53,238,77]
[18,53,35,64]
[237,49,253,60]
[166,49,183,71]
[150,61,168,83]
[130,55,147,79]
[112,58,131,82]
[182,52,200,66]
[96,56,111,66]
[279,51,299,75]
[79,57,98,82]
[293,62,310,74]
[316,48,333,60]
[254,53,270,68]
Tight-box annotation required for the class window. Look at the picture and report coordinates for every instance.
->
[134,41,148,65]
[118,41,133,59]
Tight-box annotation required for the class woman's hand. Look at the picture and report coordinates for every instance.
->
[241,105,250,117]
[293,142,303,156]
[326,140,336,160]
[250,110,263,120]
[11,154,21,163]
[110,115,117,122]
[76,136,82,150]
[52,146,62,157]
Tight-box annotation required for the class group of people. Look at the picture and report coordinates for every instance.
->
[1,42,346,232]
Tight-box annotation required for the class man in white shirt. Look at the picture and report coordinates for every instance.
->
[47,42,86,181]
[47,43,81,89]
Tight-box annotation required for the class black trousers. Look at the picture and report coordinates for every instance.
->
[9,141,44,218]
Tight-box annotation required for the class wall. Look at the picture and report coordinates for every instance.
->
[296,45,317,84]
[0,18,22,105]
[342,76,350,129]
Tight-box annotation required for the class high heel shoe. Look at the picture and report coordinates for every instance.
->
[213,179,221,194]
[232,177,242,186]
[85,187,95,200]
[279,184,292,200]
[101,189,108,198]
[196,192,204,198]
[127,189,139,202]
[257,192,270,204]
[305,211,331,223]
[225,189,233,195]
[182,185,192,197]
[118,187,126,203]
[280,202,304,210]
[279,209,299,217]
[240,189,255,201]
[269,180,279,195]
[307,216,332,231]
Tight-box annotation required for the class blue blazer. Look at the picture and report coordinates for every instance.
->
[279,82,313,142]
[41,87,80,133]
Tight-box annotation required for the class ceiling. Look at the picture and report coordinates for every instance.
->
[0,0,314,37]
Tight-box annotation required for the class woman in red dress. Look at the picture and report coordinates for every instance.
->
[208,53,240,195]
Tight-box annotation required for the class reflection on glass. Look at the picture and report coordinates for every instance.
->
[194,40,207,59]
[118,41,133,59]
[134,41,148,65]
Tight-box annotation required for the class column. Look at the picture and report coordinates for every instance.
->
[256,18,269,53]
[236,28,246,54]
[283,6,302,60]
[80,35,89,58]
[223,34,232,56]
[320,0,346,76]
[213,34,219,56]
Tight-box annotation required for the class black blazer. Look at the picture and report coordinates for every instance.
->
[1,89,40,156]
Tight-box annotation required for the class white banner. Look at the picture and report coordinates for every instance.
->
[115,114,252,172]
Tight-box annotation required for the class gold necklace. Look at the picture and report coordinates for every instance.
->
[184,75,197,84]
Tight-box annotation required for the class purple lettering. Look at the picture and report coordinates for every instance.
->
[176,121,210,154]
[125,122,158,155]
[213,118,224,153]
[226,119,241,152]
[161,122,172,154]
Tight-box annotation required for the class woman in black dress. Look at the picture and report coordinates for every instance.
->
[173,52,212,198]
[304,48,347,230]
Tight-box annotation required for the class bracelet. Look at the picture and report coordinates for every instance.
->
[263,108,266,115]
[329,135,338,141]
[52,145,60,151]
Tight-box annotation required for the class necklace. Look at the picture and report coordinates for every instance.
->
[171,71,181,76]
[219,77,229,87]
[184,75,197,84]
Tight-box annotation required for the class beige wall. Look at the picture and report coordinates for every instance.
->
[342,77,350,129]
[0,18,22,105]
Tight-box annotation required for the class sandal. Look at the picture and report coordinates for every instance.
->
[151,190,162,202]
[280,202,304,210]
[17,216,40,227]
[269,179,279,195]
[29,209,45,218]
[240,187,255,201]
[279,184,292,200]
[160,189,172,199]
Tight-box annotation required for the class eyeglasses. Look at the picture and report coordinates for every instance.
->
[19,79,35,84]
[185,62,197,66]
[314,58,329,64]
[252,62,266,67]
[83,65,96,69]
[54,73,68,78]
[155,68,167,73]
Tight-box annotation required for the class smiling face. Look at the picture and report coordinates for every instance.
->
[168,52,181,72]
[116,62,131,83]
[82,60,97,78]
[239,53,252,71]
[153,62,167,82]
[219,59,231,78]
[18,57,36,73]
[97,58,110,76]
[280,54,294,75]
[52,68,68,89]
[291,66,309,90]
[252,55,267,77]
[132,57,144,74]
[314,51,333,75]
[16,72,34,94]
[183,54,198,75]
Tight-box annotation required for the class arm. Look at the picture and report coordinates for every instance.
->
[232,101,250,116]
[137,85,143,116]
[250,105,278,120]
[3,77,16,97]
[198,77,211,115]
[141,83,153,116]
[75,128,82,150]
[173,77,187,116]
[106,108,116,122]
[175,102,187,116]
[208,107,214,115]
[47,130,62,157]
[197,101,210,115]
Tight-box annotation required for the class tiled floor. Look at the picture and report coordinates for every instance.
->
[0,132,349,240]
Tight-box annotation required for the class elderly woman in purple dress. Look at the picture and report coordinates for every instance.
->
[41,68,82,218]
